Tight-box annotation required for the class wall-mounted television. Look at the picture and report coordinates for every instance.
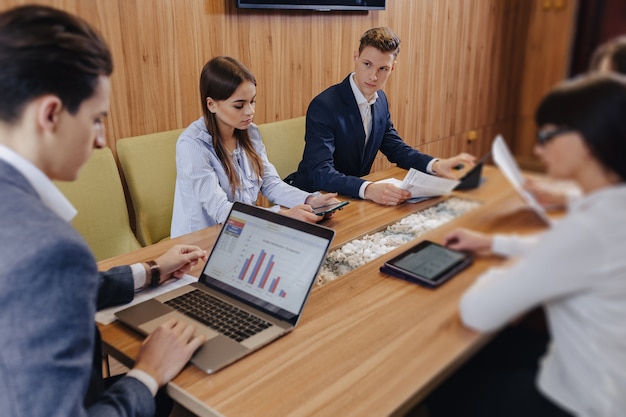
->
[237,0,385,12]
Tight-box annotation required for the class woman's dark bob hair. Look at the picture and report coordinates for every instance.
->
[536,73,626,182]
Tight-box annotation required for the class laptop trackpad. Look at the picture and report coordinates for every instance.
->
[192,336,249,374]
[139,311,249,373]
[139,311,219,341]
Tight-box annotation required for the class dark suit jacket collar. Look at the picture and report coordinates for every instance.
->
[337,75,370,160]
[337,75,389,164]
[338,75,359,107]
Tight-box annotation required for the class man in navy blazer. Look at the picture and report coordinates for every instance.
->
[291,27,475,205]
[0,6,207,417]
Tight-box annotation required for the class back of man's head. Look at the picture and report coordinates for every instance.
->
[0,5,113,124]
[359,27,401,58]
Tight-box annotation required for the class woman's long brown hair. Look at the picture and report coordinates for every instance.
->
[200,56,264,194]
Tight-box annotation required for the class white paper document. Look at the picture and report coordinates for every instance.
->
[95,274,198,325]
[377,168,460,199]
[491,135,552,225]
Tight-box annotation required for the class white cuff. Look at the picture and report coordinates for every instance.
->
[307,191,321,202]
[127,369,159,396]
[426,158,438,175]
[491,234,540,257]
[130,262,147,291]
[359,181,371,199]
[564,187,583,208]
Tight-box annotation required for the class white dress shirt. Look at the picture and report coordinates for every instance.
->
[349,73,377,145]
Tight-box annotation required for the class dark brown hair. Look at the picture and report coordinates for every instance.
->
[0,5,113,123]
[199,56,263,193]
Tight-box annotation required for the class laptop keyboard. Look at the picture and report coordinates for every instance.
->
[165,289,271,342]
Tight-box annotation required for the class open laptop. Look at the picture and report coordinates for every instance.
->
[115,202,335,373]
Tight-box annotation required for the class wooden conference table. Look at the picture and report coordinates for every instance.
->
[98,165,553,417]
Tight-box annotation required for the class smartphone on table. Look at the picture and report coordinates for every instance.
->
[312,201,349,216]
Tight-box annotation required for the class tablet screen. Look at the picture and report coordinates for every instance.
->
[385,240,471,284]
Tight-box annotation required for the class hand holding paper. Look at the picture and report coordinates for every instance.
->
[377,168,460,200]
[492,135,552,225]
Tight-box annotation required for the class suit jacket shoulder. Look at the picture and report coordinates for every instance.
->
[292,76,369,196]
[0,161,153,417]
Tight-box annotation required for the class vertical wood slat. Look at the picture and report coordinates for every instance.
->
[1,0,576,171]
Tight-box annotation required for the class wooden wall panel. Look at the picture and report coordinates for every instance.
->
[1,0,576,171]
[514,0,578,167]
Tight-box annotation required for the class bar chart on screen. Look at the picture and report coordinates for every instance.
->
[234,243,306,294]
[237,250,287,298]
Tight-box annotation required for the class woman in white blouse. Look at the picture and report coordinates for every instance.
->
[171,56,338,237]
[427,74,626,417]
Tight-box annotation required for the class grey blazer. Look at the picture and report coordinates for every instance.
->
[0,160,154,417]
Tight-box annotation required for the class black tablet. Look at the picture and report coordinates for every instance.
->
[380,240,473,288]
[454,152,491,190]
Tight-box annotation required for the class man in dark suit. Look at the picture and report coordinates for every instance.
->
[0,5,207,417]
[291,27,475,205]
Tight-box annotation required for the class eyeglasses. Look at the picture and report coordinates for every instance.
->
[536,127,573,146]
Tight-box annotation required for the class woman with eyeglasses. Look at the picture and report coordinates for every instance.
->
[424,74,626,417]
[524,35,626,209]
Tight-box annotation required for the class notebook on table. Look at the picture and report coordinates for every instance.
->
[115,202,335,374]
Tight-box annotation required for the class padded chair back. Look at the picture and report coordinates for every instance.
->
[54,148,141,261]
[257,116,306,179]
[117,128,184,246]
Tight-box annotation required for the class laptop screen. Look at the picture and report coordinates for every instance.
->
[200,202,335,325]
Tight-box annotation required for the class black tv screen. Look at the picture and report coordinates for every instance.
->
[237,0,385,11]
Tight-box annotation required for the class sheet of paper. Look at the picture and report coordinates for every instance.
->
[491,135,552,225]
[375,178,432,203]
[95,274,198,325]
[376,168,460,198]
[402,168,460,196]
